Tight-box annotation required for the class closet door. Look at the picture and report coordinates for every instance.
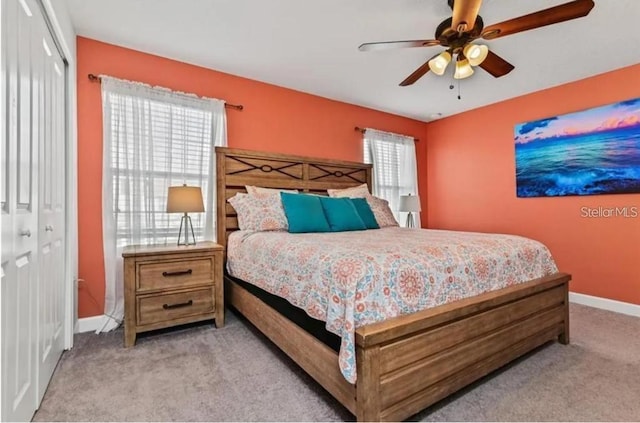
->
[37,16,66,401]
[2,0,67,420]
[1,0,40,420]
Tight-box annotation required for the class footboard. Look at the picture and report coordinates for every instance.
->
[354,272,571,422]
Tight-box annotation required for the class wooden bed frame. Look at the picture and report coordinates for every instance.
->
[216,147,571,421]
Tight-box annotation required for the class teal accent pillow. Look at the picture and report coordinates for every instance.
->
[319,197,367,232]
[350,198,380,229]
[280,193,331,233]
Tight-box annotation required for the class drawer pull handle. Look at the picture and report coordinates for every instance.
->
[162,269,193,277]
[162,300,193,310]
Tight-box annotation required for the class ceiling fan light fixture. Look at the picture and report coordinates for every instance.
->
[428,51,452,76]
[463,43,489,66]
[454,57,474,79]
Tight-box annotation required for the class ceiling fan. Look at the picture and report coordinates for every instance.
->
[358,0,595,86]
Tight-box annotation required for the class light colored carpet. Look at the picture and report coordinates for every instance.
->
[33,304,640,422]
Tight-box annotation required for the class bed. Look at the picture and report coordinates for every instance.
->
[216,147,571,421]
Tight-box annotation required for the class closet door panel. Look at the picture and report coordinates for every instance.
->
[37,14,66,401]
[1,0,39,421]
[38,21,54,366]
[15,0,39,412]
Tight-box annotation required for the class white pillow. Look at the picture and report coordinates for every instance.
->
[326,183,372,199]
[245,185,298,197]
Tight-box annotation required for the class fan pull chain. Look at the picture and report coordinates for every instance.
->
[449,77,462,100]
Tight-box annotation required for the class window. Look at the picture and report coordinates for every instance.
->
[102,77,227,247]
[363,129,419,224]
[109,99,211,246]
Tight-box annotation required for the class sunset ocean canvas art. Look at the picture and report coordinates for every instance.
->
[515,97,640,197]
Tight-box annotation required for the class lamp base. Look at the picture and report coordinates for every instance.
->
[405,212,416,228]
[177,213,197,246]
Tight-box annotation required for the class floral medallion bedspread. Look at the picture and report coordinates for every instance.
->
[226,227,559,384]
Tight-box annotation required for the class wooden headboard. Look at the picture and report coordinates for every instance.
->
[216,147,372,248]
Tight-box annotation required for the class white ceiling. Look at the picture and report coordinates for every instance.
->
[66,0,640,122]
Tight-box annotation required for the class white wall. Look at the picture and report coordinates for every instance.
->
[41,0,78,349]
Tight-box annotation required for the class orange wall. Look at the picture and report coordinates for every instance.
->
[77,35,638,317]
[77,37,428,318]
[426,64,640,305]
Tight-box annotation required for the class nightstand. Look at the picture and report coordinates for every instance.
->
[122,241,224,347]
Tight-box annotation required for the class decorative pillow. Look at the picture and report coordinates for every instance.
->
[318,197,367,232]
[367,196,399,227]
[327,183,372,199]
[245,186,298,197]
[349,198,380,229]
[227,193,288,231]
[280,192,331,233]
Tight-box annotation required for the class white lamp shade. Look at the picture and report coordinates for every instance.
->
[166,185,204,213]
[399,195,421,212]
[454,58,474,79]
[428,51,452,76]
[463,43,489,66]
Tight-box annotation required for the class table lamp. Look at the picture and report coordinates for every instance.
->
[399,194,421,228]
[166,185,204,245]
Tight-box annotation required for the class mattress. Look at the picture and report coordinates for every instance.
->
[229,274,341,352]
[227,227,558,383]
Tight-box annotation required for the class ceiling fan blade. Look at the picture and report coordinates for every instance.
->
[399,58,435,86]
[481,0,594,40]
[451,0,483,32]
[358,39,440,52]
[479,51,515,78]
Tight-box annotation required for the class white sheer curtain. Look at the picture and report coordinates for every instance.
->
[98,76,227,332]
[364,128,419,226]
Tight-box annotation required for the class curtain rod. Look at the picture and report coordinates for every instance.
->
[87,74,244,111]
[354,126,419,142]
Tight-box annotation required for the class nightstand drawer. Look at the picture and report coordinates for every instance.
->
[137,258,213,292]
[137,287,215,326]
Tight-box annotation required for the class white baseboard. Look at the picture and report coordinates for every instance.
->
[75,315,105,333]
[569,292,640,317]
